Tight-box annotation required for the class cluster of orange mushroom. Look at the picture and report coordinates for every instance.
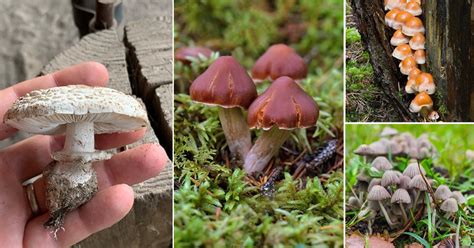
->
[384,0,439,121]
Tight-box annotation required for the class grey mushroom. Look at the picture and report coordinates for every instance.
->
[403,162,426,178]
[450,191,467,205]
[371,157,393,171]
[368,178,382,192]
[381,170,400,187]
[440,198,459,214]
[391,188,411,224]
[434,185,452,201]
[398,175,411,189]
[380,127,399,137]
[409,175,428,207]
[368,185,394,227]
[4,85,148,231]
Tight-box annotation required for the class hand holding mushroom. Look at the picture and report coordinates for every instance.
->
[0,62,168,246]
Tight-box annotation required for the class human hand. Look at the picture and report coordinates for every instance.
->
[0,62,168,247]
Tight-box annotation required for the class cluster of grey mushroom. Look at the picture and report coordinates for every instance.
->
[348,127,466,231]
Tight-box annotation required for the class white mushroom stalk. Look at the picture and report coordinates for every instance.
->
[63,122,95,153]
[219,107,252,161]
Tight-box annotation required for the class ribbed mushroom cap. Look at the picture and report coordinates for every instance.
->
[398,175,412,189]
[382,170,400,187]
[393,11,414,30]
[247,76,319,130]
[409,174,428,191]
[415,73,435,95]
[402,17,425,36]
[368,178,382,192]
[381,127,399,137]
[175,46,213,64]
[403,162,425,178]
[409,92,433,113]
[391,30,409,46]
[399,56,418,75]
[392,44,413,60]
[368,185,391,201]
[190,56,257,109]
[450,191,467,204]
[414,50,426,65]
[372,157,393,171]
[4,85,148,135]
[405,1,422,16]
[385,8,402,28]
[251,44,307,81]
[391,188,411,204]
[440,198,459,213]
[409,33,425,50]
[434,185,452,201]
[354,144,376,156]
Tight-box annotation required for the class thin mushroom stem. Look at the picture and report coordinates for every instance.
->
[244,127,291,175]
[63,122,95,153]
[378,201,395,227]
[218,107,252,161]
[400,202,408,224]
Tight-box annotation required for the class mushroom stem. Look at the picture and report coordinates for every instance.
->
[63,122,95,153]
[378,201,395,227]
[244,127,291,175]
[399,202,408,224]
[218,107,252,161]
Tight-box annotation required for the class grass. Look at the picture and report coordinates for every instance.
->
[345,124,474,247]
[174,1,344,247]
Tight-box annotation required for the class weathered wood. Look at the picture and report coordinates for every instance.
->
[151,85,173,158]
[41,29,173,247]
[425,0,472,121]
[350,0,419,122]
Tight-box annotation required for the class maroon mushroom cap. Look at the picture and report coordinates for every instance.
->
[251,44,308,81]
[247,76,319,130]
[190,56,257,108]
[175,46,213,64]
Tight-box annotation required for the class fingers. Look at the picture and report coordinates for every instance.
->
[23,184,134,247]
[32,143,167,213]
[4,129,145,182]
[0,62,109,140]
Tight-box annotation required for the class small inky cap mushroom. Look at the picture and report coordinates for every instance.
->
[450,191,467,204]
[4,85,148,134]
[190,56,258,109]
[357,171,372,183]
[391,188,412,204]
[409,92,433,113]
[247,76,319,130]
[385,8,402,28]
[398,175,411,189]
[251,44,307,81]
[372,156,393,171]
[404,1,422,16]
[409,33,426,50]
[348,196,362,208]
[440,198,459,213]
[403,162,426,178]
[368,178,382,192]
[175,46,213,65]
[405,78,417,94]
[414,50,426,65]
[381,127,399,137]
[382,170,400,187]
[368,185,391,201]
[354,144,376,156]
[399,56,418,75]
[409,174,428,191]
[393,11,414,30]
[402,17,425,36]
[415,73,435,94]
[391,30,409,46]
[434,185,452,201]
[392,44,413,61]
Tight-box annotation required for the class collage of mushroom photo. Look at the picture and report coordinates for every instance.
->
[0,0,473,248]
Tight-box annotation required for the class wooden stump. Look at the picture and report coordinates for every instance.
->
[41,28,173,247]
[425,1,472,121]
[350,0,418,122]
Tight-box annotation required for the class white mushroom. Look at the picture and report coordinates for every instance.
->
[4,85,148,230]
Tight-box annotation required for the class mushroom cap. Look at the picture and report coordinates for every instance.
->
[380,127,399,137]
[4,85,148,135]
[416,73,435,94]
[409,33,426,50]
[385,8,402,27]
[409,174,428,191]
[428,111,440,121]
[372,156,393,171]
[354,144,376,156]
[399,56,418,75]
[405,1,422,16]
[409,92,433,113]
[434,185,452,201]
[382,170,400,187]
[385,0,406,10]
[440,198,459,213]
[368,178,382,192]
[393,11,414,29]
[398,175,412,189]
[450,191,467,204]
[405,78,417,94]
[391,188,412,204]
[247,76,319,130]
[403,162,426,178]
[392,44,413,60]
[368,185,391,201]
[251,44,307,80]
[391,30,409,46]
[408,68,422,80]
[175,46,213,64]
[190,56,258,109]
[402,17,425,36]
[357,170,372,183]
[414,50,426,65]
[348,196,362,208]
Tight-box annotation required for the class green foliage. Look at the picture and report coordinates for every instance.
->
[346,27,361,45]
